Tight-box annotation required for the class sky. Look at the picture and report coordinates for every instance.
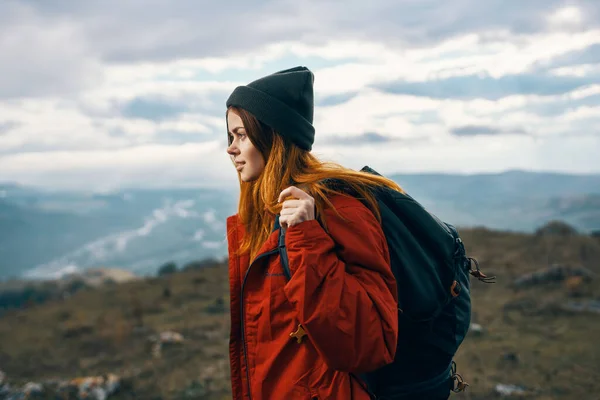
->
[0,0,599,192]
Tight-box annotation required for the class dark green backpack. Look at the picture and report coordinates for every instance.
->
[276,166,495,399]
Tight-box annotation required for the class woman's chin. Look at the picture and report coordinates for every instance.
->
[240,173,260,183]
[239,172,250,182]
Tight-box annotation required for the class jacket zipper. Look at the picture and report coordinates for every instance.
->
[240,247,279,400]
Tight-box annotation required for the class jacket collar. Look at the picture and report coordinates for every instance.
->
[226,213,281,262]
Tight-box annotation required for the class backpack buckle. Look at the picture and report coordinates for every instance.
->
[450,361,469,393]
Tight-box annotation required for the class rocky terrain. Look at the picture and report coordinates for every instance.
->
[1,221,599,399]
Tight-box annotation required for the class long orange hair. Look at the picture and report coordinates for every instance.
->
[227,106,404,261]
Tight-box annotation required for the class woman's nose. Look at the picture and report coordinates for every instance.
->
[226,143,238,155]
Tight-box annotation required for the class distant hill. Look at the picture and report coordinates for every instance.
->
[390,170,600,200]
[389,170,600,232]
[0,170,598,280]
[0,188,236,280]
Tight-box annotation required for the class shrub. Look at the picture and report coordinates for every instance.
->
[535,220,578,237]
[157,262,178,277]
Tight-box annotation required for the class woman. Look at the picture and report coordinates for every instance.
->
[225,66,402,399]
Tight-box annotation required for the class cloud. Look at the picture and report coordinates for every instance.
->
[318,132,410,147]
[450,125,528,136]
[2,2,600,100]
[0,2,103,98]
[0,92,225,155]
[522,85,600,117]
[0,121,19,135]
[547,43,600,68]
[121,98,189,122]
[12,0,600,63]
[317,132,600,174]
[376,72,596,100]
[547,6,585,28]
[9,0,315,63]
[316,92,359,107]
[0,141,237,191]
[1,1,600,190]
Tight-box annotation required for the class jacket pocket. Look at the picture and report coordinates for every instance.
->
[265,267,295,340]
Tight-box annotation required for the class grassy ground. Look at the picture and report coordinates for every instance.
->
[1,227,599,399]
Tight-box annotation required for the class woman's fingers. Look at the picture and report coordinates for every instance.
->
[279,215,290,228]
[279,215,300,228]
[281,199,302,209]
[280,208,296,216]
[277,186,315,229]
[278,186,312,202]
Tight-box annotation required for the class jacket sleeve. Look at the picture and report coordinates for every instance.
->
[282,201,399,373]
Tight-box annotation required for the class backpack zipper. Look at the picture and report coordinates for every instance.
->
[240,247,279,400]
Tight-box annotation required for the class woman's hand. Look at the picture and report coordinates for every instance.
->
[278,186,315,229]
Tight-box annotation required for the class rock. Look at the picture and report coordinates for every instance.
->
[88,387,107,400]
[560,300,600,315]
[564,275,585,297]
[176,380,208,399]
[205,297,227,314]
[104,373,120,394]
[23,382,43,395]
[513,264,595,289]
[0,373,120,399]
[503,297,538,314]
[158,330,185,344]
[494,383,527,396]
[62,323,95,339]
[66,373,121,399]
[151,342,162,358]
[149,330,185,358]
[502,352,520,364]
[0,370,10,396]
[469,323,485,336]
[64,268,140,288]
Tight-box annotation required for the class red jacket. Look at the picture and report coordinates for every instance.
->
[226,193,399,399]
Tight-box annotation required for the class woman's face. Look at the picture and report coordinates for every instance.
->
[226,110,266,182]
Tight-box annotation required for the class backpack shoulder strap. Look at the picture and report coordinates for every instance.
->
[272,215,292,281]
[274,177,358,282]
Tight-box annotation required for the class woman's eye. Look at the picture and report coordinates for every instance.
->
[227,131,247,143]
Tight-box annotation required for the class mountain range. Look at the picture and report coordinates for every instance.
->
[1,169,599,280]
